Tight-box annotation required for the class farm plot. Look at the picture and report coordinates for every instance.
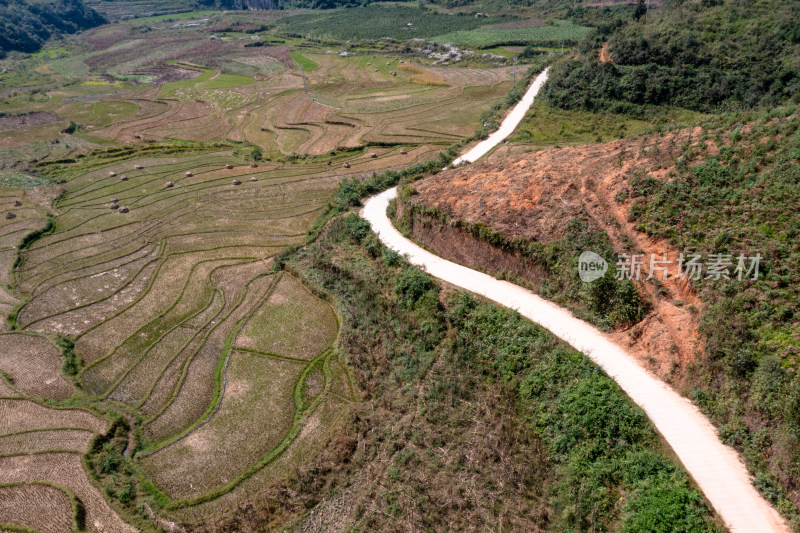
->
[0,333,73,400]
[78,48,513,155]
[0,188,56,288]
[165,383,353,523]
[0,453,137,533]
[0,482,74,533]
[0,21,530,526]
[141,272,339,504]
[236,273,337,360]
[0,428,95,455]
[141,352,305,499]
[432,19,591,47]
[57,100,139,128]
[0,399,107,436]
[142,267,276,445]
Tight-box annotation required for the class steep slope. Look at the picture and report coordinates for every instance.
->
[396,107,800,524]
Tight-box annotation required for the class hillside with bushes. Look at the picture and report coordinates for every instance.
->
[0,0,105,57]
[542,0,800,116]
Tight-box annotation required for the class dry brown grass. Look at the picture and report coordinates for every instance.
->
[0,483,74,533]
[0,334,73,400]
[0,428,95,454]
[236,274,337,360]
[0,453,137,533]
[0,399,107,435]
[142,353,303,499]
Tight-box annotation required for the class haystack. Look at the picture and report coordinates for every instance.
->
[343,162,351,168]
[119,206,129,213]
[369,152,377,158]
[400,149,408,155]
[327,161,332,166]
[109,171,117,177]
[134,164,144,170]
[110,203,119,210]
[110,197,118,203]
[232,179,241,186]
[250,162,259,168]
[13,200,21,207]
[185,171,193,177]
[225,164,234,169]
[165,181,174,188]
[250,176,258,182]
[120,175,128,181]
[5,212,16,220]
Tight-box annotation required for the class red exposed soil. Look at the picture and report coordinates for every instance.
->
[599,42,614,64]
[409,129,708,381]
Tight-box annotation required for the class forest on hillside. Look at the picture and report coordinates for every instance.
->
[0,0,106,57]
[541,0,800,115]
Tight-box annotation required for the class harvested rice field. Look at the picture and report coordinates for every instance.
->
[0,4,538,529]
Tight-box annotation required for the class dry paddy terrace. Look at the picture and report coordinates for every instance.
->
[0,24,518,528]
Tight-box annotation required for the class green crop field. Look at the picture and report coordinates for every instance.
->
[276,5,493,41]
[289,50,320,72]
[433,20,591,47]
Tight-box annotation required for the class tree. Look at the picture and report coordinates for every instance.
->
[633,0,646,21]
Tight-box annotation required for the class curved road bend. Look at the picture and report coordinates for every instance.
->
[361,69,790,533]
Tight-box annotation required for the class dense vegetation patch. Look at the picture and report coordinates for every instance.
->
[542,0,800,115]
[256,213,719,531]
[0,0,105,57]
[625,106,800,523]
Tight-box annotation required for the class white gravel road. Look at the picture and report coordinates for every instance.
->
[361,69,790,533]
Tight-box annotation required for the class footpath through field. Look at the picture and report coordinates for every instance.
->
[361,68,790,533]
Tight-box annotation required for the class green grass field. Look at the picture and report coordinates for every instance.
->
[157,67,213,98]
[433,19,591,47]
[118,10,222,24]
[196,72,254,90]
[289,50,320,72]
[276,5,490,41]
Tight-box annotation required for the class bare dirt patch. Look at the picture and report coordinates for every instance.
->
[0,112,64,133]
[599,42,615,64]
[127,66,204,87]
[410,129,705,380]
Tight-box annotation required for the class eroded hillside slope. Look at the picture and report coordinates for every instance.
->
[398,109,800,521]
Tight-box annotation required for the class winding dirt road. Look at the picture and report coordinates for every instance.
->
[361,69,790,533]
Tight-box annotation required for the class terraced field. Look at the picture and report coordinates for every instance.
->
[0,11,524,527]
